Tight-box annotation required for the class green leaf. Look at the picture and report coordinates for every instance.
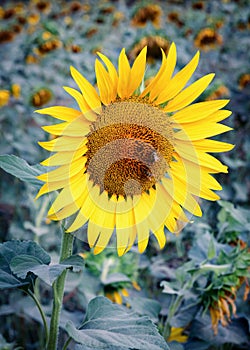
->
[10,254,84,286]
[207,238,216,260]
[66,296,169,350]
[198,263,232,275]
[160,281,181,295]
[189,315,249,346]
[102,272,131,285]
[188,231,228,263]
[169,343,185,350]
[0,154,43,188]
[127,296,161,323]
[0,270,29,289]
[0,240,50,290]
[61,255,85,271]
[10,255,46,279]
[218,200,249,225]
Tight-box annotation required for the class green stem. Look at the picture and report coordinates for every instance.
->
[36,195,50,228]
[163,293,184,339]
[47,230,74,350]
[163,273,200,340]
[26,289,49,346]
[62,337,72,350]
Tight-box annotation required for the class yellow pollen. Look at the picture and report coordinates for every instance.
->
[85,100,174,197]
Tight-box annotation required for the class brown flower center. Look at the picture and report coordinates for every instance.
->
[86,99,174,197]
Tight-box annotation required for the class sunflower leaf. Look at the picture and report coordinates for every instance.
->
[66,296,169,350]
[101,272,131,285]
[0,240,50,290]
[10,254,84,286]
[126,296,161,323]
[0,154,44,188]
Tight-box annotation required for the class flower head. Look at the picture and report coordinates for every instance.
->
[36,44,233,256]
[31,88,52,107]
[131,4,162,28]
[167,327,188,343]
[194,28,223,51]
[129,36,170,63]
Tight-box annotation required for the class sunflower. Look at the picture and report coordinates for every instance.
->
[131,4,162,28]
[194,28,223,51]
[36,44,233,256]
[128,36,170,63]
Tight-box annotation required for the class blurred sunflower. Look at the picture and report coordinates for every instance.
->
[36,44,233,256]
[105,287,129,305]
[31,88,52,107]
[238,73,250,89]
[131,4,162,28]
[129,36,170,63]
[194,28,223,51]
[205,84,230,101]
[167,327,188,343]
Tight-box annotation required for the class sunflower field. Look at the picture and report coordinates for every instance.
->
[0,0,249,349]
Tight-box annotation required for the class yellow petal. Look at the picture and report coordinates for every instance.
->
[87,220,101,248]
[132,194,150,253]
[189,184,220,201]
[35,180,64,199]
[133,190,157,224]
[113,291,123,304]
[67,184,100,232]
[35,106,82,122]
[127,46,147,95]
[158,182,189,223]
[70,66,101,113]
[49,195,84,221]
[155,51,200,105]
[164,73,215,112]
[48,174,87,215]
[140,50,167,98]
[206,110,232,123]
[141,43,177,99]
[97,52,118,100]
[63,86,98,121]
[117,48,131,99]
[95,59,113,105]
[153,183,178,233]
[162,175,202,217]
[88,193,117,237]
[93,227,114,255]
[175,122,232,141]
[190,139,234,153]
[116,197,135,256]
[169,100,229,123]
[123,225,137,255]
[172,161,222,195]
[173,148,228,174]
[63,86,89,113]
[42,117,90,137]
[117,225,136,257]
[37,157,86,182]
[147,185,175,232]
[152,225,166,249]
[38,136,87,152]
[136,220,149,253]
[35,172,83,199]
[41,150,87,167]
